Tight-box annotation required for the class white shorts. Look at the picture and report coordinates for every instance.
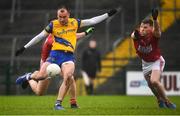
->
[142,56,165,76]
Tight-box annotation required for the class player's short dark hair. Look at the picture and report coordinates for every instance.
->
[141,19,153,26]
[58,5,70,13]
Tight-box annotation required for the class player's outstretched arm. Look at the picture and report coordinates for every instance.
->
[15,30,49,56]
[76,27,95,39]
[152,8,161,38]
[80,9,117,27]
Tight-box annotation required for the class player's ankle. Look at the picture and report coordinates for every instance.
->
[157,98,164,102]
[164,98,171,103]
[70,98,77,105]
[26,73,32,80]
[55,100,62,106]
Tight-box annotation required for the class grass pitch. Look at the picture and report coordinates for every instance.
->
[0,95,179,115]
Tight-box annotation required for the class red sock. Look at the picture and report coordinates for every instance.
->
[70,98,77,105]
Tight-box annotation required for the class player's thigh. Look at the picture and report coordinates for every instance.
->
[38,62,51,77]
[150,57,165,82]
[40,59,44,68]
[61,61,75,78]
[37,79,51,93]
[150,70,161,82]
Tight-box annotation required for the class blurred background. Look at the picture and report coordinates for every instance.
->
[0,0,179,96]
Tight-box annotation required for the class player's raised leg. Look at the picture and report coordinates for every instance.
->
[16,62,51,95]
[29,62,51,95]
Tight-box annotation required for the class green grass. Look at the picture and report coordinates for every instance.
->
[0,95,179,115]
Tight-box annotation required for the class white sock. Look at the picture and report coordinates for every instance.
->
[26,73,31,80]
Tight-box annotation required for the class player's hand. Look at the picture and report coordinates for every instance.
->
[134,30,140,39]
[152,8,158,20]
[15,46,25,56]
[85,27,95,35]
[108,9,117,17]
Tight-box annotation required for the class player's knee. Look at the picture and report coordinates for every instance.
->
[62,72,73,84]
[63,77,69,85]
[37,73,46,79]
[33,71,39,75]
[68,77,74,84]
[63,72,73,79]
[64,72,73,78]
[150,79,159,86]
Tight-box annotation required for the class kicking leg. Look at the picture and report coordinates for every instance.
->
[16,62,51,95]
[28,79,51,96]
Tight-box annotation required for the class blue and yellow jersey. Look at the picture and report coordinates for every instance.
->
[45,18,81,52]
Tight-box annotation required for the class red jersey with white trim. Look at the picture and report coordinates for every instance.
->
[41,35,53,62]
[133,31,161,62]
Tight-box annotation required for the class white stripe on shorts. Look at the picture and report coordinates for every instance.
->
[61,61,74,66]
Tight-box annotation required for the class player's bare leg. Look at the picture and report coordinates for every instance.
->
[145,73,161,99]
[28,70,51,95]
[58,63,75,100]
[150,70,176,109]
[150,70,168,101]
[29,62,51,95]
[55,62,75,110]
[69,76,76,99]
[144,73,165,108]
[16,62,51,95]
[68,76,79,108]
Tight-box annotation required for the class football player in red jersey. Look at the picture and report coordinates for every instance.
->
[131,9,176,109]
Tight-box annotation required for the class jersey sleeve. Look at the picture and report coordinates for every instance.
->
[47,35,53,45]
[45,22,53,33]
[41,35,53,62]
